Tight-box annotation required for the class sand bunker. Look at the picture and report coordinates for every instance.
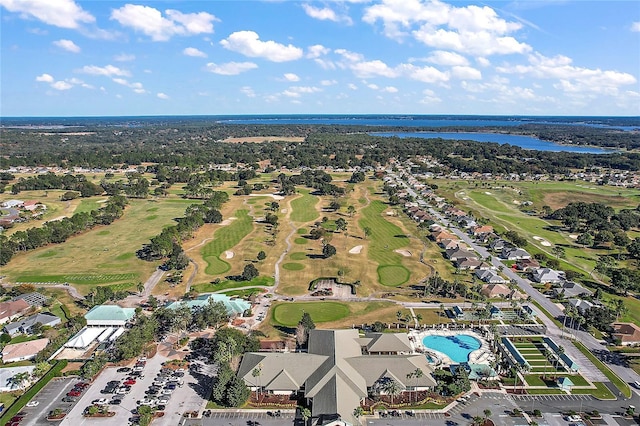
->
[533,236,552,247]
[484,192,492,195]
[394,249,412,257]
[349,245,363,254]
[569,234,578,239]
[96,199,108,204]
[224,250,235,259]
[249,193,284,200]
[220,217,237,226]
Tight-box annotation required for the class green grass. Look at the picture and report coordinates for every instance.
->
[294,238,308,245]
[192,276,274,293]
[14,273,137,284]
[219,288,265,298]
[573,341,631,398]
[377,265,410,286]
[74,199,102,214]
[272,301,350,326]
[526,389,565,395]
[289,252,307,261]
[358,200,410,286]
[297,228,308,235]
[0,360,67,424]
[202,209,253,275]
[572,382,615,399]
[282,263,305,271]
[290,190,319,223]
[115,252,135,260]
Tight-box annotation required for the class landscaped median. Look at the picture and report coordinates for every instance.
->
[573,341,632,398]
[0,360,68,424]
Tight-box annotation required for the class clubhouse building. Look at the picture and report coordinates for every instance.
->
[237,329,436,425]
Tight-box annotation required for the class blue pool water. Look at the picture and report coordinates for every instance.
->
[422,334,481,363]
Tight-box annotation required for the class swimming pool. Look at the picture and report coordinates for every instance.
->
[422,334,481,363]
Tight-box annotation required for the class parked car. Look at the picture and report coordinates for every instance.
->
[123,379,137,386]
[117,367,131,373]
[62,396,78,402]
[25,401,39,407]
[92,398,109,405]
[67,391,81,397]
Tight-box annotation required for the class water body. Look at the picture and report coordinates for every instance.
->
[370,131,614,154]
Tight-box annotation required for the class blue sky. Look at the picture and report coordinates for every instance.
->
[1,0,639,116]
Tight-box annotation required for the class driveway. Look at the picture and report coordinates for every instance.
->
[19,377,80,426]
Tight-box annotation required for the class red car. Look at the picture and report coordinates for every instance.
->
[75,382,89,388]
[123,379,136,386]
[67,391,81,397]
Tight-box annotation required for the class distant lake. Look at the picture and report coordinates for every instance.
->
[369,131,614,154]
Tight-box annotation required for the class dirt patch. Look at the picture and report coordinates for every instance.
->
[220,216,237,226]
[224,250,234,259]
[349,245,363,254]
[394,249,412,257]
[61,361,84,374]
[542,191,633,211]
[221,136,304,143]
[533,236,552,247]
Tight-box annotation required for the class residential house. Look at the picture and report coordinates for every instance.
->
[471,225,494,236]
[501,247,531,260]
[489,239,508,252]
[4,312,61,336]
[446,247,478,262]
[567,298,596,314]
[1,338,49,363]
[480,284,524,300]
[611,323,640,346]
[237,329,436,426]
[475,269,507,284]
[531,268,565,284]
[0,299,31,325]
[12,292,49,307]
[438,239,460,250]
[0,366,35,391]
[515,258,540,272]
[555,282,593,299]
[432,230,457,243]
[456,258,482,270]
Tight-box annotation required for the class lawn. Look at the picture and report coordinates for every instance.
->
[2,197,191,290]
[202,209,254,275]
[290,190,319,223]
[272,301,351,326]
[572,382,615,399]
[192,276,274,293]
[358,200,411,286]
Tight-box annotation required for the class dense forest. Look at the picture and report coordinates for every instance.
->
[1,122,639,173]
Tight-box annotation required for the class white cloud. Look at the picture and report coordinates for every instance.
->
[420,88,442,104]
[335,48,364,62]
[350,60,398,78]
[78,64,130,77]
[220,31,303,62]
[35,73,54,83]
[183,47,207,57]
[110,4,216,41]
[302,3,352,25]
[240,86,256,97]
[451,65,482,80]
[476,57,491,67]
[112,78,146,94]
[381,86,398,93]
[426,50,468,66]
[0,0,94,29]
[205,61,258,75]
[348,83,358,90]
[307,44,330,58]
[632,22,640,32]
[283,73,300,82]
[53,39,80,53]
[282,86,322,98]
[400,63,450,83]
[114,53,135,62]
[51,80,72,90]
[321,79,337,86]
[363,0,531,56]
[367,83,379,90]
[157,92,169,99]
[497,52,637,95]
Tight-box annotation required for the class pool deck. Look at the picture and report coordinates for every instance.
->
[409,329,494,367]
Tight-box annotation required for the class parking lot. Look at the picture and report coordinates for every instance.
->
[56,352,213,426]
[17,377,83,426]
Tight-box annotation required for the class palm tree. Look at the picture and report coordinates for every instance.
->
[411,368,423,404]
[542,348,550,380]
[483,409,492,420]
[382,378,400,406]
[353,406,365,418]
[136,282,144,294]
[614,299,626,321]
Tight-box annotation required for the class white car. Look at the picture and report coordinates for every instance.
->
[157,399,169,405]
[92,398,109,405]
[162,389,173,395]
[26,401,40,407]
